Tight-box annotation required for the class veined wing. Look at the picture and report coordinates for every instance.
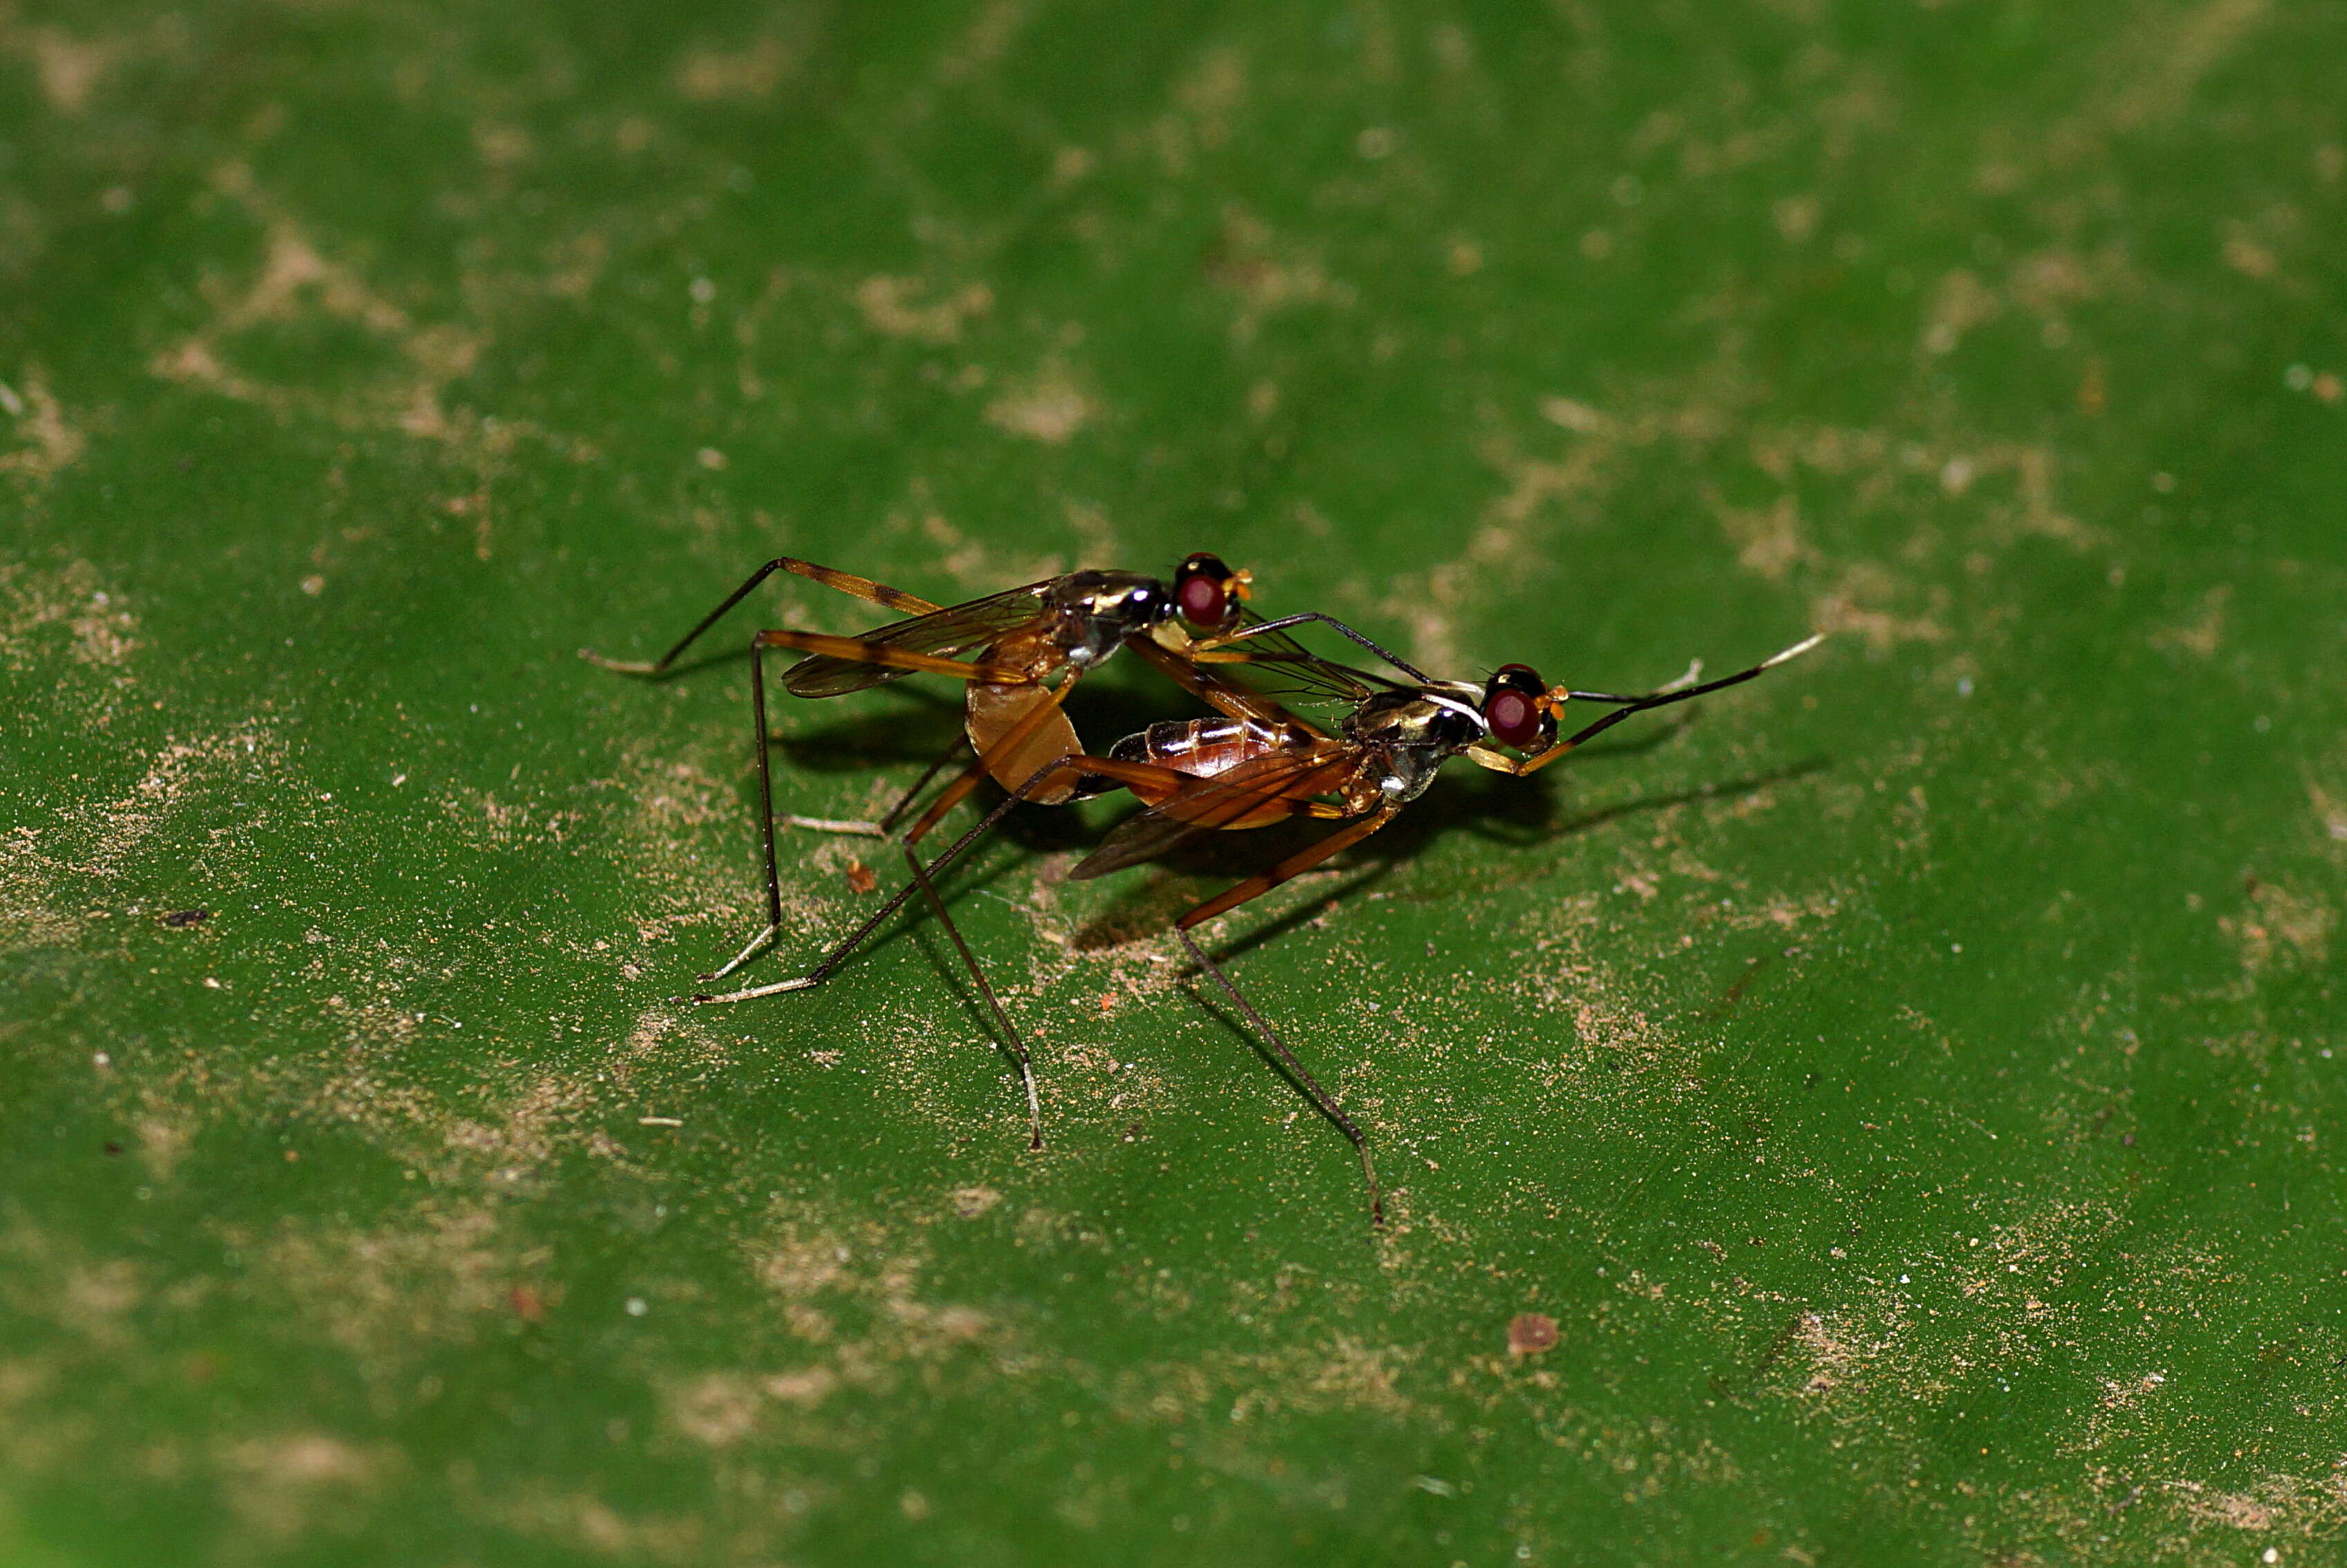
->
[1134,611,1384,733]
[783,580,1054,697]
[1128,635,1317,735]
[1070,739,1357,881]
[1200,609,1396,710]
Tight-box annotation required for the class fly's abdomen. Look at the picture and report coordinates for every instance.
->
[1067,715,1321,802]
[1111,715,1305,777]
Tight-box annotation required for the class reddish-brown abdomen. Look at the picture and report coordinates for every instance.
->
[1109,715,1308,780]
[1105,716,1346,828]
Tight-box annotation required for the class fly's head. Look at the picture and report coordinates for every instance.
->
[1171,552,1252,632]
[1144,553,1253,657]
[1477,664,1566,757]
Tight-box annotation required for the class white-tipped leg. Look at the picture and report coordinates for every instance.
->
[578,648,661,674]
[779,814,889,837]
[693,974,820,1005]
[1019,1057,1043,1154]
[1656,657,1706,694]
[1763,632,1829,668]
[700,922,782,983]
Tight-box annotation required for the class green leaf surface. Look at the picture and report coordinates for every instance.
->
[5,1,2344,1562]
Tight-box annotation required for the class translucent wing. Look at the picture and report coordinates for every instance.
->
[1124,637,1307,734]
[1196,610,1392,710]
[1130,613,1384,737]
[1070,740,1357,880]
[783,580,1054,697]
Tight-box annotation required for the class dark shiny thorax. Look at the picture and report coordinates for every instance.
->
[1041,571,1174,666]
[1341,684,1488,805]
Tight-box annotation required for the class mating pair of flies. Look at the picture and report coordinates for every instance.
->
[587,551,1820,1225]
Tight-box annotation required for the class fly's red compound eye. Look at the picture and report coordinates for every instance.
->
[1483,664,1551,751]
[1175,553,1239,627]
[1484,689,1542,749]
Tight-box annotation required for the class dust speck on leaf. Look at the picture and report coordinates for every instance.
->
[674,28,804,102]
[984,366,1095,444]
[854,275,992,345]
[2220,877,2332,973]
[664,1374,763,1448]
[0,369,86,484]
[2150,584,2231,659]
[0,557,137,673]
[219,1432,398,1540]
[760,1367,837,1407]
[1508,1313,1560,1356]
[949,1187,1001,1219]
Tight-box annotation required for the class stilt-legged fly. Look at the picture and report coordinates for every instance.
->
[583,551,1281,1147]
[837,626,1825,1223]
[1057,628,1827,1222]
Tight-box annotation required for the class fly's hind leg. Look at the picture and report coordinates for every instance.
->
[698,628,794,983]
[1174,806,1405,1229]
[902,837,1043,1151]
[694,754,1103,1151]
[778,730,974,839]
[583,558,940,676]
[703,634,990,982]
[688,756,1088,1005]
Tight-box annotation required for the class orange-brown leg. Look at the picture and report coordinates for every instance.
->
[1171,805,1403,1228]
[583,557,941,675]
[1178,805,1400,929]
[752,628,1031,684]
[693,751,1122,1149]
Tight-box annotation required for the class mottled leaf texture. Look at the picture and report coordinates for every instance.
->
[3,2,2344,1564]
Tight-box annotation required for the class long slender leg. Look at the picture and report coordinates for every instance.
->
[1196,612,1433,684]
[701,630,792,983]
[690,753,1120,1005]
[583,558,941,675]
[1179,929,1383,1228]
[1565,657,1706,704]
[880,733,975,835]
[777,731,974,838]
[1179,805,1401,928]
[778,679,1055,844]
[690,751,1203,1153]
[695,787,1061,1145]
[700,625,1010,981]
[709,623,1051,978]
[693,748,1207,1003]
[1171,806,1403,1228]
[1508,634,1824,777]
[902,839,1043,1150]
